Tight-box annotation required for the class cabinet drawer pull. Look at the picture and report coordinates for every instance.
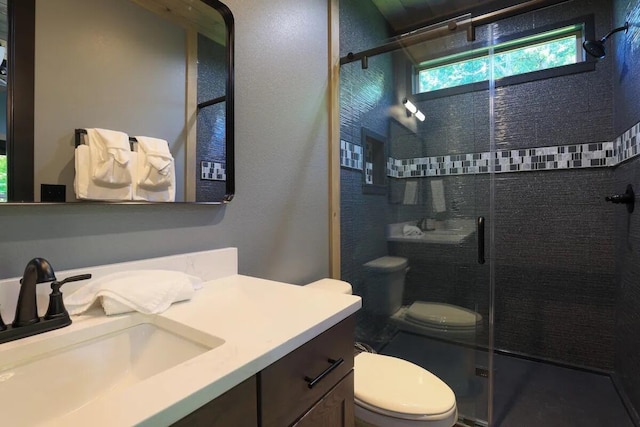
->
[304,358,344,389]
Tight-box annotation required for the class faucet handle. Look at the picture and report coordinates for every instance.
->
[55,274,92,286]
[44,274,92,321]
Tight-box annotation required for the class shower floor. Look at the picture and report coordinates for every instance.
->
[380,332,634,427]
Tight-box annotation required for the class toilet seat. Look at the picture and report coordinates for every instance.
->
[405,302,481,329]
[390,302,482,340]
[354,353,457,426]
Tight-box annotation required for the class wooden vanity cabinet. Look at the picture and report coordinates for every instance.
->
[172,315,356,427]
[260,315,356,427]
[171,376,258,427]
[292,371,354,427]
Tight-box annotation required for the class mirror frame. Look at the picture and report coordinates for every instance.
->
[6,0,234,204]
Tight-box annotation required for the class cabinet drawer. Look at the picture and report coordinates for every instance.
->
[260,315,355,427]
[293,371,354,427]
[171,376,257,427]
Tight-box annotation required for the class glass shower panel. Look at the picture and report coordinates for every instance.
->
[339,17,494,426]
[487,4,619,422]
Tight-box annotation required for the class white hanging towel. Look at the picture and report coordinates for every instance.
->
[86,128,133,186]
[74,145,133,200]
[133,136,176,202]
[431,179,446,213]
[64,270,203,316]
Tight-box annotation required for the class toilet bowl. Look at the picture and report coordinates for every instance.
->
[306,279,458,427]
[354,353,457,427]
[362,256,482,342]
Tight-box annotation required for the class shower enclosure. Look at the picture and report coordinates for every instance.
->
[339,9,495,424]
[339,0,638,425]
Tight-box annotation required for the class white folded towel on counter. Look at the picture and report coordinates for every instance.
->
[133,136,176,202]
[86,128,133,186]
[74,145,133,201]
[403,224,424,237]
[64,270,203,316]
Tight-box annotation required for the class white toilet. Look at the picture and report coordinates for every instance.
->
[306,279,458,427]
[362,256,482,341]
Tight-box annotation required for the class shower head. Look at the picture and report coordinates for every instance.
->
[583,39,606,59]
[583,22,629,59]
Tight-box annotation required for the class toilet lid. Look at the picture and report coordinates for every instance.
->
[405,302,482,328]
[354,353,456,419]
[363,256,408,273]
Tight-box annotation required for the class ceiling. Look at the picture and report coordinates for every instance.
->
[370,0,539,34]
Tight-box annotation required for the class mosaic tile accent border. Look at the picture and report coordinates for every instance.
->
[340,140,363,170]
[616,122,640,163]
[388,142,616,178]
[342,121,640,178]
[201,161,226,181]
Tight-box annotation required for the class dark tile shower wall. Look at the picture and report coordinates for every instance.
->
[196,34,226,202]
[613,0,640,416]
[494,169,615,367]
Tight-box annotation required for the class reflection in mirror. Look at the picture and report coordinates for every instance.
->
[0,0,6,202]
[388,118,426,205]
[4,0,233,204]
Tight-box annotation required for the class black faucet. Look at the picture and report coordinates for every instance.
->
[12,258,57,327]
[0,258,91,345]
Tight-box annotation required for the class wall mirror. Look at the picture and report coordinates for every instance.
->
[1,0,234,204]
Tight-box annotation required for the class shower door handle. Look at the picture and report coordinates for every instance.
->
[477,217,485,265]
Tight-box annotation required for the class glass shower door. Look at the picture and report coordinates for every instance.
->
[338,14,495,426]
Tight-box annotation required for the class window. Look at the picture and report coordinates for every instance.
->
[0,154,6,202]
[417,23,585,94]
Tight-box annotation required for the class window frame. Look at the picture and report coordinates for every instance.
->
[412,15,597,101]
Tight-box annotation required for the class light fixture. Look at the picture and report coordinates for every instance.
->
[402,98,418,114]
[402,98,425,122]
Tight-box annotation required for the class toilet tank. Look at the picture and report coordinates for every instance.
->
[362,256,408,316]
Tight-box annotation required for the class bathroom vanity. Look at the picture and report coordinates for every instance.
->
[0,248,361,426]
[173,316,355,427]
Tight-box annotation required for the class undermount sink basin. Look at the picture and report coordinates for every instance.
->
[0,317,224,426]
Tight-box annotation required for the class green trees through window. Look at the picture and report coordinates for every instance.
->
[418,27,581,94]
[0,155,6,202]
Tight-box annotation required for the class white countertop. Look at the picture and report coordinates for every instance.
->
[0,274,361,426]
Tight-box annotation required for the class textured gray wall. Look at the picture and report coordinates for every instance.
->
[494,169,615,367]
[613,0,640,416]
[0,0,331,286]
